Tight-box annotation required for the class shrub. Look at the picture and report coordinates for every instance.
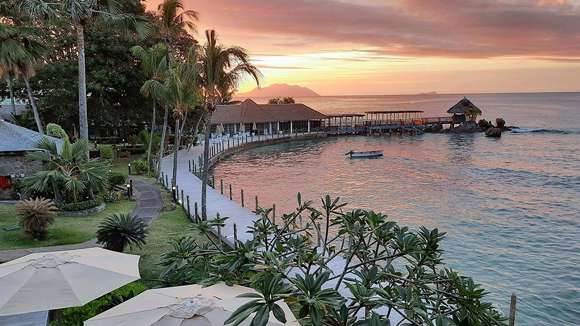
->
[58,199,102,212]
[186,195,506,325]
[97,213,148,252]
[46,123,69,141]
[130,159,148,175]
[16,198,58,240]
[103,191,125,203]
[97,144,115,160]
[108,172,127,188]
[50,282,147,326]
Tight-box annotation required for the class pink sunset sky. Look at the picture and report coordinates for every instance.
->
[146,0,580,96]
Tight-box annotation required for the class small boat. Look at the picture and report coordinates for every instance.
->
[345,150,384,158]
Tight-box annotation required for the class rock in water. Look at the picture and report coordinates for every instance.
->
[485,127,502,138]
[478,119,492,131]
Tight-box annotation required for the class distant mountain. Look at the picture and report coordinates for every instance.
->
[238,83,320,98]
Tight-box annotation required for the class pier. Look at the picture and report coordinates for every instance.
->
[211,100,454,138]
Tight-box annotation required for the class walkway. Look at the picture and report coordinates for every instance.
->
[159,133,320,244]
[0,177,163,263]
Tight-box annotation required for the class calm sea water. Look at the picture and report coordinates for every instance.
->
[213,93,580,325]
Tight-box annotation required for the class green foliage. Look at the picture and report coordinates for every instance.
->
[46,123,69,140]
[16,197,58,240]
[181,195,506,326]
[58,199,102,212]
[97,213,148,252]
[138,130,161,156]
[108,172,127,188]
[225,275,291,326]
[97,144,115,159]
[130,159,148,175]
[103,190,125,203]
[23,138,110,204]
[49,282,147,326]
[268,97,295,104]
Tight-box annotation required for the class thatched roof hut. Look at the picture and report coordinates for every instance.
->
[448,98,482,122]
[211,99,327,125]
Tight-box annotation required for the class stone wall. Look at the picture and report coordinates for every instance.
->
[0,154,41,176]
[0,154,41,200]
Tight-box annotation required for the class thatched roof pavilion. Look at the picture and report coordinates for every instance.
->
[447,98,482,122]
[211,99,327,134]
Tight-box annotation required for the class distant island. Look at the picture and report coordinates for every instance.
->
[238,83,320,98]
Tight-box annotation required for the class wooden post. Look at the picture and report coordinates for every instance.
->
[194,202,199,222]
[509,293,517,326]
[165,174,168,187]
[241,189,245,207]
[175,185,180,201]
[186,195,191,220]
[192,161,196,174]
[220,179,224,194]
[229,184,233,200]
[233,223,238,248]
[272,204,276,224]
[180,189,184,205]
[255,195,259,212]
[188,160,191,172]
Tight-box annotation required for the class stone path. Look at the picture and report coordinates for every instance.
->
[0,177,163,263]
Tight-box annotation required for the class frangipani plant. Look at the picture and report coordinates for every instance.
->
[160,194,506,326]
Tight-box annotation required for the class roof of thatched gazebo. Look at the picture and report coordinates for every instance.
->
[447,98,482,115]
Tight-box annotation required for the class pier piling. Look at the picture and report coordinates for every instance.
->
[241,189,245,207]
[509,293,517,326]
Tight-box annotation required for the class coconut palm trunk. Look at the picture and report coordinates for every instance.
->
[172,119,181,187]
[200,104,212,220]
[146,101,156,175]
[75,23,89,146]
[23,76,43,134]
[6,76,16,114]
[157,106,169,179]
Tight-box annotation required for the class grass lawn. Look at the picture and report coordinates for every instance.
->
[0,200,135,250]
[127,181,207,285]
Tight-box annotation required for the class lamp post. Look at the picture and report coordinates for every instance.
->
[126,183,131,199]
[171,186,177,202]
[128,163,131,175]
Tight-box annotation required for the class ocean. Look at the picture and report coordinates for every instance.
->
[212,93,580,325]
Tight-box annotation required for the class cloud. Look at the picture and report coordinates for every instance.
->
[172,0,580,59]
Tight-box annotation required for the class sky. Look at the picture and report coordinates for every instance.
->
[146,0,580,96]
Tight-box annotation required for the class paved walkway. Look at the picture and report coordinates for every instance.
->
[0,177,163,263]
[160,133,321,244]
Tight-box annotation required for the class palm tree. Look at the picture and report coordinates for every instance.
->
[20,0,131,151]
[153,0,198,51]
[131,43,168,175]
[199,30,260,219]
[162,50,200,186]
[142,0,198,177]
[23,138,109,204]
[0,23,46,133]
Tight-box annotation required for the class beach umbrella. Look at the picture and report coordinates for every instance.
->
[0,247,140,316]
[252,122,257,131]
[85,282,299,326]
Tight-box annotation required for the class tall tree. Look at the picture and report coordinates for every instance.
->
[164,50,200,187]
[20,0,131,152]
[131,43,168,175]
[0,24,46,133]
[152,0,197,53]
[144,0,198,177]
[199,30,260,219]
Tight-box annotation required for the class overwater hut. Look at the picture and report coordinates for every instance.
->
[447,98,482,124]
[0,119,63,199]
[210,99,327,135]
